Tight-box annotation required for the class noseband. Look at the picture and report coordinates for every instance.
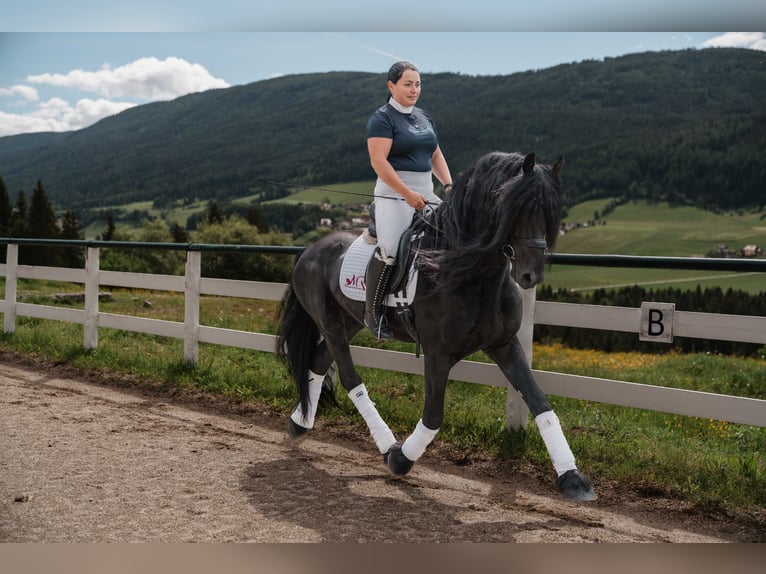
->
[502,237,548,262]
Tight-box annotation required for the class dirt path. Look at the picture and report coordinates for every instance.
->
[0,359,761,542]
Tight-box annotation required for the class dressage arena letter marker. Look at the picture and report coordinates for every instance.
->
[639,302,675,343]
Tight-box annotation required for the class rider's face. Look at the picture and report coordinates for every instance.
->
[388,69,421,108]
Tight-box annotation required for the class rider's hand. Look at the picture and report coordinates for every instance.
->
[404,190,427,209]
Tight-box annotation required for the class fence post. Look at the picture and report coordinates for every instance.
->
[505,286,535,431]
[83,247,100,350]
[3,244,18,334]
[184,250,201,365]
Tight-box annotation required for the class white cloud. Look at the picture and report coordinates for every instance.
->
[0,85,40,101]
[0,98,137,137]
[27,56,230,100]
[700,32,766,51]
[0,56,229,136]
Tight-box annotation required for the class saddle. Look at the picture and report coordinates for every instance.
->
[365,202,426,294]
[339,205,431,355]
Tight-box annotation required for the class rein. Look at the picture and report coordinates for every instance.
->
[256,177,441,206]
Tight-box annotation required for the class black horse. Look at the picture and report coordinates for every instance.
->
[277,151,596,501]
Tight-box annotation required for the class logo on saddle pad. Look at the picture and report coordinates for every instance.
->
[339,234,418,306]
[345,273,366,291]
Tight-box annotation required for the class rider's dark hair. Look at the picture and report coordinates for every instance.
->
[387,61,419,84]
[386,61,419,103]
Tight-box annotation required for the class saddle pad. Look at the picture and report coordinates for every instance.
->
[339,235,418,306]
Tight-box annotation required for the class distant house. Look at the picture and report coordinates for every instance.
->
[559,221,588,235]
[319,218,332,228]
[741,244,763,257]
[712,244,737,258]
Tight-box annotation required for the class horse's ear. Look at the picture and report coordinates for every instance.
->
[553,156,564,178]
[523,153,536,175]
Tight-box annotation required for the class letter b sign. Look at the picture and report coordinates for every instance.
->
[639,302,675,343]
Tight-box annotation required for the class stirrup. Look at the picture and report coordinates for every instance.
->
[366,315,393,340]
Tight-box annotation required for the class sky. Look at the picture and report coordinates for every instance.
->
[1,2,765,137]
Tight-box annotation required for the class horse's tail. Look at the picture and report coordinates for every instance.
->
[276,281,321,418]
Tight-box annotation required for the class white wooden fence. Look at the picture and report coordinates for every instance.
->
[1,241,764,429]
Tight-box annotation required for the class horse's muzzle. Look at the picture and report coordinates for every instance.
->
[518,272,541,289]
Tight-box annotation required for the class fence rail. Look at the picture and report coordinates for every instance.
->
[1,238,764,428]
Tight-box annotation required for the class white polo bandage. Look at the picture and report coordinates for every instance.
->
[290,370,324,429]
[535,410,577,476]
[401,419,439,462]
[349,384,397,453]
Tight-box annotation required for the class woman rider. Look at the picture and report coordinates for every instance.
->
[365,60,453,339]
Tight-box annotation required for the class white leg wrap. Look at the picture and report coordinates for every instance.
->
[535,410,577,476]
[402,419,439,462]
[290,370,324,429]
[348,384,397,454]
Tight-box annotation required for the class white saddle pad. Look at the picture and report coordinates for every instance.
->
[339,234,418,306]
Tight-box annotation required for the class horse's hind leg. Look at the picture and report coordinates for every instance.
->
[290,320,398,456]
[287,339,337,439]
[288,334,369,439]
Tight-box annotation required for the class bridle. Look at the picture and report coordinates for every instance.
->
[502,237,548,262]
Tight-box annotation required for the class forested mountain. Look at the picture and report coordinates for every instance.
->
[0,48,764,212]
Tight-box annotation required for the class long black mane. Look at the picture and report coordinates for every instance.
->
[420,151,562,295]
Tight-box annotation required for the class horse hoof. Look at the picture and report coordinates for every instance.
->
[287,418,308,440]
[556,469,597,501]
[384,442,415,476]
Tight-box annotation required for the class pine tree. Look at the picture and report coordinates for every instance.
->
[206,201,224,225]
[11,190,28,237]
[0,178,11,264]
[102,213,116,241]
[27,180,59,238]
[170,222,189,243]
[60,210,85,268]
[0,177,12,235]
[246,206,268,232]
[59,210,82,240]
[26,180,60,265]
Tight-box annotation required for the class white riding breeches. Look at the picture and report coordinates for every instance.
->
[373,170,441,259]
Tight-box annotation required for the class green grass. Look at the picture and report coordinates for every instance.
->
[551,199,766,293]
[544,265,766,293]
[559,199,766,257]
[1,282,764,516]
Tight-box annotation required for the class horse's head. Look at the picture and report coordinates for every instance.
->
[502,153,563,289]
[420,151,563,295]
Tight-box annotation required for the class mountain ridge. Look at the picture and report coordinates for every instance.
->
[1,48,764,212]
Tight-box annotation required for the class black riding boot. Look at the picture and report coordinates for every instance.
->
[364,254,394,340]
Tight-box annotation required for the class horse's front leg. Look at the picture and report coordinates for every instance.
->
[385,354,452,476]
[485,339,597,501]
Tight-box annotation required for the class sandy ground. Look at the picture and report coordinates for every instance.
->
[1,357,763,543]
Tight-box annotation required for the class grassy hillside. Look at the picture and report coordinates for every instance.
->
[549,199,766,293]
[561,199,765,256]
